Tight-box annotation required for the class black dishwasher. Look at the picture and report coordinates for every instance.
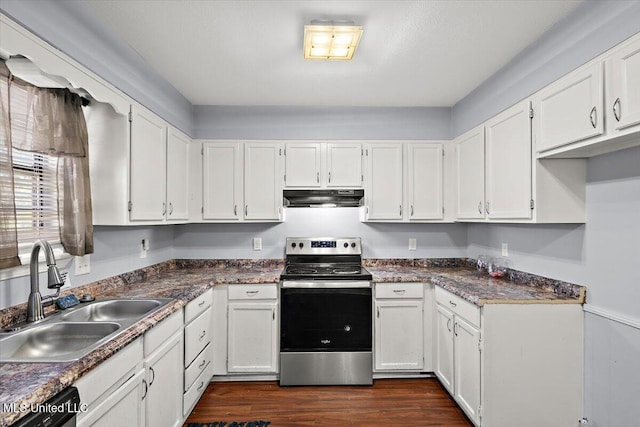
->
[10,386,81,427]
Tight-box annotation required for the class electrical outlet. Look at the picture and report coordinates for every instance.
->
[409,238,417,251]
[253,237,262,251]
[501,243,509,257]
[140,239,148,259]
[75,255,90,275]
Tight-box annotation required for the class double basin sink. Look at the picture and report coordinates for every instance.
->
[0,298,173,363]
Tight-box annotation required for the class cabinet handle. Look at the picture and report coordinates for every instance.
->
[198,359,206,370]
[141,379,148,400]
[446,318,452,332]
[393,289,406,295]
[162,202,166,216]
[377,307,380,318]
[410,205,414,217]
[197,381,205,392]
[316,172,320,183]
[245,205,248,216]
[613,98,621,122]
[478,202,483,215]
[399,205,402,216]
[590,106,597,128]
[234,205,237,216]
[199,330,206,341]
[169,202,173,215]
[246,290,259,296]
[449,300,457,307]
[328,171,331,183]
[454,323,459,337]
[485,201,490,215]
[149,367,155,386]
[198,300,206,307]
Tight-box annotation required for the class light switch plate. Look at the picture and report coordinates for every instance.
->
[75,255,90,275]
[253,237,262,251]
[501,243,509,257]
[409,238,417,251]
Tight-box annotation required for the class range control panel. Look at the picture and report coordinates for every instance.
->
[286,237,362,255]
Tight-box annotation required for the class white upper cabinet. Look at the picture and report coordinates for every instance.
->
[485,100,533,220]
[284,143,321,187]
[202,142,242,221]
[166,128,190,221]
[407,143,443,220]
[365,144,403,220]
[244,142,283,221]
[129,105,167,221]
[454,127,485,220]
[326,143,363,187]
[608,35,640,132]
[534,62,604,152]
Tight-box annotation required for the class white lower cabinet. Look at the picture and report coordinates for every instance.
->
[374,283,424,371]
[227,284,279,374]
[434,287,583,427]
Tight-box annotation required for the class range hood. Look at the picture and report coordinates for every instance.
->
[283,189,364,208]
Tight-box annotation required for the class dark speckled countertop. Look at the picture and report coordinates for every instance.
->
[0,258,584,427]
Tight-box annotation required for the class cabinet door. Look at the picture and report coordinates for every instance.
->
[78,369,145,427]
[244,143,282,220]
[407,143,443,220]
[535,62,604,152]
[485,100,532,220]
[203,142,242,220]
[366,144,403,220]
[166,128,190,221]
[454,316,481,425]
[227,302,278,373]
[284,143,321,187]
[130,105,167,221]
[374,300,424,371]
[435,305,455,394]
[145,333,184,427]
[327,143,362,187]
[454,127,485,220]
[609,37,640,131]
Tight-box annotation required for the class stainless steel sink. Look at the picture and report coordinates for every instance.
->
[0,297,173,363]
[60,299,164,322]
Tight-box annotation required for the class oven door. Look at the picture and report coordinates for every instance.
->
[280,281,372,352]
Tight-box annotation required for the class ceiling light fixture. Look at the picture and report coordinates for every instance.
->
[303,21,363,60]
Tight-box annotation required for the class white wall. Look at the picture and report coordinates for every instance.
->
[174,208,467,260]
[0,226,174,310]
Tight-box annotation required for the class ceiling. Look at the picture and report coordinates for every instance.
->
[84,0,583,108]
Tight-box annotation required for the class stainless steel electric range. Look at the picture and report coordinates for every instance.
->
[279,237,373,386]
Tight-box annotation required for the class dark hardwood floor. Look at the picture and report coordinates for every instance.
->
[184,378,473,426]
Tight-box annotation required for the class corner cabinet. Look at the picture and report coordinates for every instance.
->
[434,287,583,427]
[86,102,191,225]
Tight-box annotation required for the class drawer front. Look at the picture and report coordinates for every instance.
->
[435,287,480,327]
[184,343,212,392]
[185,289,213,324]
[183,361,213,417]
[375,283,424,299]
[144,310,183,357]
[228,284,277,300]
[185,307,212,366]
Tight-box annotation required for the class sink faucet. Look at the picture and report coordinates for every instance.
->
[27,240,65,322]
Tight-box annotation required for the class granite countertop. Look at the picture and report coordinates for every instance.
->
[0,257,584,427]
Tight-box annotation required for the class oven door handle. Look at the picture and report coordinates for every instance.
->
[281,281,372,288]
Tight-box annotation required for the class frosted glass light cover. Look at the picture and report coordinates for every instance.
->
[304,24,363,60]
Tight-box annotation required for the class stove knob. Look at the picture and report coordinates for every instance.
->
[299,242,304,249]
[291,242,297,248]
[343,242,349,248]
[351,242,356,248]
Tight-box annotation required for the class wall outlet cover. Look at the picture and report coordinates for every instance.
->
[409,238,417,251]
[253,237,262,251]
[502,243,509,257]
[75,255,91,275]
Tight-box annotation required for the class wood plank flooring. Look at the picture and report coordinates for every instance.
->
[184,378,473,426]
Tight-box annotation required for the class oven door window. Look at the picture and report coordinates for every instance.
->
[280,287,372,352]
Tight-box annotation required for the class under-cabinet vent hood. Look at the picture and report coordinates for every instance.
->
[283,189,364,208]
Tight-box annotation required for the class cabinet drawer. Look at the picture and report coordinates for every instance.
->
[376,283,424,299]
[185,289,213,324]
[435,287,480,327]
[185,343,212,392]
[144,310,183,357]
[185,307,212,366]
[228,284,277,300]
[183,360,213,417]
